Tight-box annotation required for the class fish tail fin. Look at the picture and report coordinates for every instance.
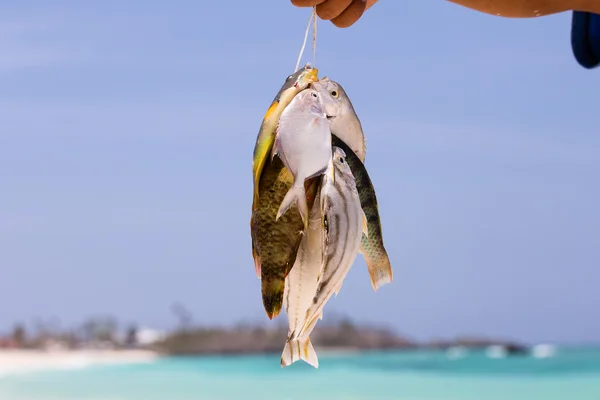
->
[261,276,285,319]
[360,239,393,292]
[360,237,393,292]
[276,182,309,230]
[280,337,319,368]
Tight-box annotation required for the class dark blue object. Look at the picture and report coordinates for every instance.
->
[571,11,600,69]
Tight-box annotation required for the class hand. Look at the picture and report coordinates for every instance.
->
[291,0,379,28]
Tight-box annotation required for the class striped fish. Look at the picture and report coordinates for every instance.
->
[280,185,324,368]
[280,146,367,368]
[331,134,393,291]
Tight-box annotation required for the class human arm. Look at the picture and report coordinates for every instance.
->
[448,0,600,17]
[291,0,600,27]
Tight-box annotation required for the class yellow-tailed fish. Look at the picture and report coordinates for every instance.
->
[331,134,393,291]
[311,77,367,163]
[280,185,324,368]
[250,153,321,320]
[252,64,319,212]
[271,89,334,230]
[283,146,367,368]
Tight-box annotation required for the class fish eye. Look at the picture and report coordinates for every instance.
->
[311,92,318,98]
[286,75,293,81]
[339,157,344,163]
[330,90,338,98]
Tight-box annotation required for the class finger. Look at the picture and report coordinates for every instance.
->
[365,0,379,11]
[331,0,367,28]
[316,0,353,20]
[290,0,327,7]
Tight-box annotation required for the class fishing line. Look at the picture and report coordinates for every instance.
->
[294,7,318,72]
[312,8,317,66]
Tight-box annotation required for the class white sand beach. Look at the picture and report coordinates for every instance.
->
[0,349,159,377]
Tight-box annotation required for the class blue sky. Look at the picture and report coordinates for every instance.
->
[1,1,599,344]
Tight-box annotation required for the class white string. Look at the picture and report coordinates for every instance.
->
[294,7,318,72]
[312,8,317,66]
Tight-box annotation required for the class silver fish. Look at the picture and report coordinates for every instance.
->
[280,186,324,369]
[281,146,368,368]
[311,77,367,163]
[271,89,334,230]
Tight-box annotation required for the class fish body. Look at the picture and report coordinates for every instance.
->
[250,64,318,301]
[271,89,333,229]
[252,64,319,211]
[250,154,320,320]
[280,186,324,369]
[331,134,393,291]
[282,147,366,368]
[311,77,367,163]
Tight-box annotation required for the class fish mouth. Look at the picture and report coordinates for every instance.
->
[298,68,319,88]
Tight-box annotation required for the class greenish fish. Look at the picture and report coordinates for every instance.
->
[331,134,393,291]
[250,154,321,320]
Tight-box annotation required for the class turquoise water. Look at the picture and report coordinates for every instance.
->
[1,349,600,400]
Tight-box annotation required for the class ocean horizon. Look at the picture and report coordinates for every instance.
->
[1,347,600,400]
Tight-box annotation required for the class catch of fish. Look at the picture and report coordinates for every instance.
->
[250,63,393,368]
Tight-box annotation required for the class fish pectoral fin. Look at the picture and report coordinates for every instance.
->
[280,337,319,369]
[361,210,369,237]
[253,253,261,279]
[328,158,335,184]
[270,135,280,161]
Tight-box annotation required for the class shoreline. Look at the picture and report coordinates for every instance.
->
[0,349,160,378]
